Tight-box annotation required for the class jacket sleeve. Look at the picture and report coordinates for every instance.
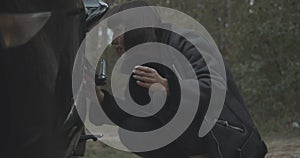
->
[167,30,227,127]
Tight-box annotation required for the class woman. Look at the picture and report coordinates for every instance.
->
[96,0,267,158]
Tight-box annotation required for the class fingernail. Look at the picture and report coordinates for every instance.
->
[134,65,140,69]
[132,70,136,73]
[133,75,137,78]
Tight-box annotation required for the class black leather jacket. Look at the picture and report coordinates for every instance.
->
[165,28,267,158]
[96,28,267,158]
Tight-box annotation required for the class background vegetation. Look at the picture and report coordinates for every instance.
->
[84,0,299,157]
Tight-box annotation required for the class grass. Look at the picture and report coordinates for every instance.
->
[84,141,139,158]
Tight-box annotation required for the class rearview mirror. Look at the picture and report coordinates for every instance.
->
[84,0,109,32]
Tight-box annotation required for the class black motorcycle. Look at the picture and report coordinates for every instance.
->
[0,0,108,157]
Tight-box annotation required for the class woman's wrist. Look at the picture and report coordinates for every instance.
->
[161,78,170,95]
[96,87,105,104]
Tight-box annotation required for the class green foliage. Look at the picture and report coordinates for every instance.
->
[226,0,300,135]
[84,142,138,158]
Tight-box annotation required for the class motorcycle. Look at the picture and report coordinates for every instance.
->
[0,0,108,157]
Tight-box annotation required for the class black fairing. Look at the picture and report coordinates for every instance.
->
[0,0,88,157]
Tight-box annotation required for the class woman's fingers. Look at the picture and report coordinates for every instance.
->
[133,66,169,93]
[133,75,154,83]
[132,69,153,77]
[134,65,155,73]
[136,80,152,88]
[133,66,156,84]
[132,66,154,88]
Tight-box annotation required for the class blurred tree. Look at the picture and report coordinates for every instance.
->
[227,0,300,134]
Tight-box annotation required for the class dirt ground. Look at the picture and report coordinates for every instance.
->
[266,137,300,158]
[85,135,300,158]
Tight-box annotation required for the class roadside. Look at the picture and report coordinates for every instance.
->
[266,137,300,158]
[84,134,300,158]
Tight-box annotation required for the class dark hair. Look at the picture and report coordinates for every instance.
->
[107,0,161,51]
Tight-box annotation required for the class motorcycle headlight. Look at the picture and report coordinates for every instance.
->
[0,12,51,48]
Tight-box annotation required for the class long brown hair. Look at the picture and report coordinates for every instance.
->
[107,0,161,51]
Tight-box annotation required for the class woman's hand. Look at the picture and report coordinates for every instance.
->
[84,72,105,104]
[96,86,105,104]
[132,66,169,94]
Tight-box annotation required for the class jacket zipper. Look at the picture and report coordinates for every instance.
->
[216,120,244,133]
